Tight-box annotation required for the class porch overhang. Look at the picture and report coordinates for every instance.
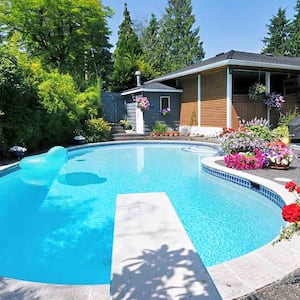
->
[147,59,300,83]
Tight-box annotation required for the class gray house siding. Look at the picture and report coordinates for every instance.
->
[143,92,181,133]
[123,92,181,133]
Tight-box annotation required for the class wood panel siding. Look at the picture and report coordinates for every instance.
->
[202,69,227,100]
[179,77,198,126]
[201,69,227,127]
[201,99,227,127]
[232,95,267,128]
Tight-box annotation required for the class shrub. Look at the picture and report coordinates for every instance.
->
[246,125,272,141]
[85,118,111,142]
[239,118,272,141]
[278,108,299,127]
[272,125,289,140]
[152,121,167,134]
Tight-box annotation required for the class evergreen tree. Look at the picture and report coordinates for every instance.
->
[139,13,163,76]
[110,3,143,91]
[262,8,290,56]
[159,0,204,73]
[289,0,300,56]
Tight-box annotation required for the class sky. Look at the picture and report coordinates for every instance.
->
[102,0,296,59]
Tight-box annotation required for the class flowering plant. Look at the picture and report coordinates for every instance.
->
[219,127,268,155]
[274,181,300,243]
[263,93,285,109]
[248,82,267,101]
[159,108,171,116]
[224,149,266,170]
[265,143,294,168]
[135,96,150,111]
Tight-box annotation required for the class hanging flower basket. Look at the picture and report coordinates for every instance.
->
[248,83,266,101]
[135,96,150,111]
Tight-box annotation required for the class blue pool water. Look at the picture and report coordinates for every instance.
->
[0,142,285,284]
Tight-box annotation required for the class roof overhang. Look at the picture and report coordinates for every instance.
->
[147,59,300,83]
[121,87,183,96]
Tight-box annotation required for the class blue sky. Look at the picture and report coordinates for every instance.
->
[102,0,296,59]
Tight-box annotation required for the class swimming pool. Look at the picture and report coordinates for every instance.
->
[0,142,285,285]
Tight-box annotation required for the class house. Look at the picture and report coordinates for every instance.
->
[121,50,300,135]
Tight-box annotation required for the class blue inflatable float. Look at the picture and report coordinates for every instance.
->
[19,146,68,186]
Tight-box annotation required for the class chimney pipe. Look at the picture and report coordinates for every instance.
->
[135,70,141,87]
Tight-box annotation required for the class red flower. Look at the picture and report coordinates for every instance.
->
[296,186,300,194]
[285,181,297,192]
[282,203,300,223]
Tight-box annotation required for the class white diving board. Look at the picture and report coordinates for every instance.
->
[110,192,222,299]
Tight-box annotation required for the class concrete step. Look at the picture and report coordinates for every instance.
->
[112,134,146,141]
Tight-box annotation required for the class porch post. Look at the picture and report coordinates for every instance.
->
[265,72,271,125]
[197,74,201,127]
[136,104,144,134]
[226,67,232,128]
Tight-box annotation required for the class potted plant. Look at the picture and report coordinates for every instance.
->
[248,82,267,101]
[135,96,150,111]
[265,142,294,169]
[159,108,171,116]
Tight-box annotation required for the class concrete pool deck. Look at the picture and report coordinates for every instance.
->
[202,156,300,299]
[1,142,300,299]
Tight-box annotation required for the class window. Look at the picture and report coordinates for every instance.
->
[160,96,170,110]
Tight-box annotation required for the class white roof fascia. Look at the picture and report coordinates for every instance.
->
[147,59,300,83]
[146,60,231,83]
[121,88,183,96]
[229,59,300,71]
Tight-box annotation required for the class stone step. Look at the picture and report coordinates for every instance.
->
[110,124,126,133]
[112,134,146,141]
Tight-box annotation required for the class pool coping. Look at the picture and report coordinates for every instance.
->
[202,156,300,299]
[0,141,299,299]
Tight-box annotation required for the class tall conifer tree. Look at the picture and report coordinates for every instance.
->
[159,0,204,73]
[262,8,290,56]
[139,13,163,75]
[289,0,300,56]
[110,3,143,91]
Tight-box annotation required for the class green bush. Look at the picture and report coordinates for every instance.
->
[278,108,299,127]
[152,121,167,134]
[247,125,272,141]
[85,118,111,142]
[272,125,289,139]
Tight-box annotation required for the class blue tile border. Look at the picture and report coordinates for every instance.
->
[202,165,285,208]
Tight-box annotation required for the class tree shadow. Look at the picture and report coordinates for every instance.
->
[57,172,107,186]
[111,244,221,299]
[0,277,43,299]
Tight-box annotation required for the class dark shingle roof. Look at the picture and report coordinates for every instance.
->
[121,82,182,95]
[146,50,300,83]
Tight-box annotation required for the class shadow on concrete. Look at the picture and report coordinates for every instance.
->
[111,244,220,300]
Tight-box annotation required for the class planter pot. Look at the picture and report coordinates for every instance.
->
[269,164,290,170]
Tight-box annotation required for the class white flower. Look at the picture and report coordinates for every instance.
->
[281,159,288,166]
